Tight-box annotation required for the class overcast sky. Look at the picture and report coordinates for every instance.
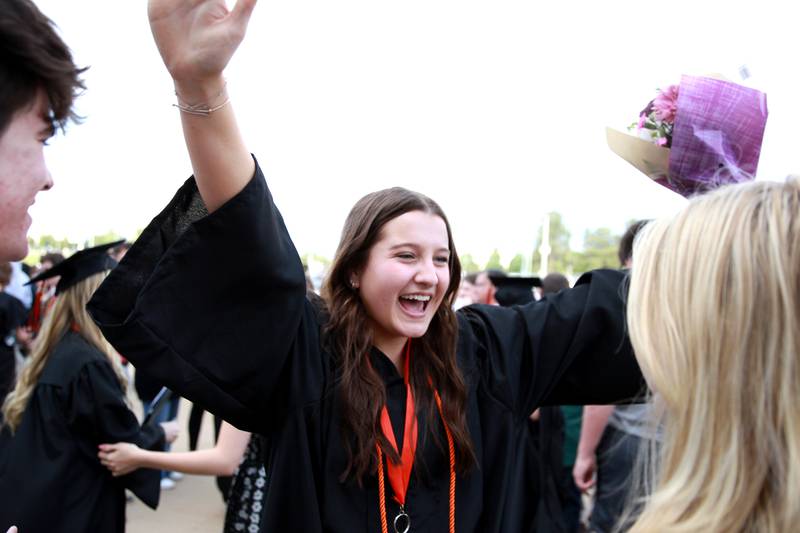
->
[30,0,800,266]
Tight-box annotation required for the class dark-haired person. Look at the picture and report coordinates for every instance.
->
[473,269,505,305]
[0,0,84,262]
[88,2,643,531]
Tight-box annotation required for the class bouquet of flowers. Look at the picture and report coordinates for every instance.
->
[607,75,768,197]
[631,84,679,148]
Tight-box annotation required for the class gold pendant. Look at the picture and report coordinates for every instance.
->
[394,505,410,533]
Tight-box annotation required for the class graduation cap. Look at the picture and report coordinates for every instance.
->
[27,240,122,295]
[489,275,542,307]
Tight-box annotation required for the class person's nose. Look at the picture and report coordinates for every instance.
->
[414,258,438,287]
[42,170,53,191]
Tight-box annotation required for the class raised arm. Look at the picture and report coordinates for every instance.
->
[98,422,251,477]
[148,0,256,212]
[88,0,315,433]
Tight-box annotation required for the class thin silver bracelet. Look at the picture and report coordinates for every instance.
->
[172,97,231,116]
[173,83,229,116]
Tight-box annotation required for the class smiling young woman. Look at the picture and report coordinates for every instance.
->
[87,1,644,532]
[321,188,474,489]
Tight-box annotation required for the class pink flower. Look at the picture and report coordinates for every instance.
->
[637,114,647,129]
[652,84,679,123]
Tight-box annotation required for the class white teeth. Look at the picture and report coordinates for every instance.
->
[400,294,431,302]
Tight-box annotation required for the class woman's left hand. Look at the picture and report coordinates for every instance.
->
[148,0,257,87]
[98,442,141,477]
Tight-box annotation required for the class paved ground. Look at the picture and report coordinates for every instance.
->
[126,398,226,533]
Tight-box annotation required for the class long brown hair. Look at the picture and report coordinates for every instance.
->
[321,187,476,483]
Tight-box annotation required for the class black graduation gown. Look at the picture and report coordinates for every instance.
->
[0,331,164,533]
[87,159,645,533]
[0,292,26,405]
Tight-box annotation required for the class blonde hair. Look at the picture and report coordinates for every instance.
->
[626,177,800,532]
[2,271,126,432]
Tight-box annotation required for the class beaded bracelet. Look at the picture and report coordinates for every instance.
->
[173,83,230,116]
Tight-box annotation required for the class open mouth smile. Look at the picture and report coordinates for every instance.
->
[398,294,432,316]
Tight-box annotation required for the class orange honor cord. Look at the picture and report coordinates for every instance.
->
[376,340,456,533]
[433,389,456,533]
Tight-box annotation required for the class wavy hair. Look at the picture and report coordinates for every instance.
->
[321,187,476,483]
[627,177,800,531]
[2,272,125,432]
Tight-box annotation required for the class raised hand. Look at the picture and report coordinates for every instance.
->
[148,0,257,86]
[148,0,257,212]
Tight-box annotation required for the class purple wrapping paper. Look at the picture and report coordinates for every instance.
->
[665,75,768,196]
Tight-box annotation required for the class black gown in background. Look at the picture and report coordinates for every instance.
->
[0,292,26,405]
[88,159,645,533]
[0,331,164,533]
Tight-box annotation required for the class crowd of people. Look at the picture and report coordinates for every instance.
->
[1,0,799,532]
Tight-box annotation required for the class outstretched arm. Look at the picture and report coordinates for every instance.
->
[98,421,251,477]
[148,0,256,212]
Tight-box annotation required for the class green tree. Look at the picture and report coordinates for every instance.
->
[484,249,503,271]
[459,253,480,274]
[34,234,78,252]
[92,231,124,246]
[507,253,524,273]
[59,237,78,252]
[572,227,620,274]
[37,234,59,250]
[531,212,573,275]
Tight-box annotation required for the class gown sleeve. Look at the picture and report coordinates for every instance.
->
[458,269,645,418]
[87,158,314,434]
[66,360,165,509]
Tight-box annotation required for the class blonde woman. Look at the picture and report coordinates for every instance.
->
[626,177,800,532]
[0,242,178,533]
